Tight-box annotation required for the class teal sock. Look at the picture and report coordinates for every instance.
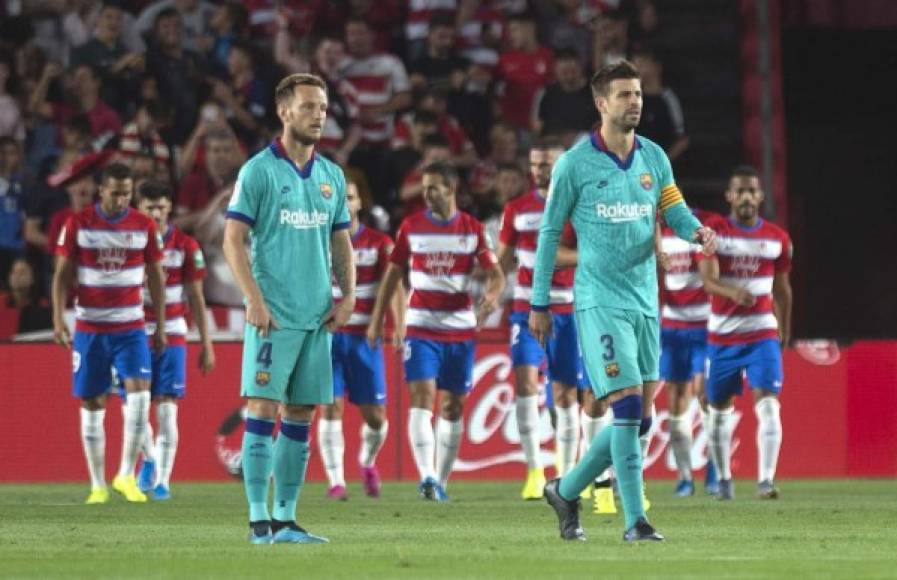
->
[558,424,613,500]
[272,419,311,522]
[242,415,275,522]
[611,419,646,529]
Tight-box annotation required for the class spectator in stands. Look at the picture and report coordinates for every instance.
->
[136,0,215,54]
[0,257,51,338]
[446,60,495,155]
[69,2,145,117]
[408,14,469,95]
[632,50,689,161]
[454,0,507,68]
[533,48,599,147]
[393,89,476,168]
[470,121,520,197]
[341,17,412,207]
[390,109,440,190]
[534,0,595,66]
[40,114,93,180]
[191,182,243,306]
[59,0,145,58]
[198,1,249,76]
[479,161,527,253]
[496,12,554,136]
[0,57,25,142]
[405,0,460,62]
[0,137,25,284]
[145,8,205,144]
[45,159,98,259]
[118,99,173,172]
[591,8,629,68]
[174,126,240,231]
[397,133,453,220]
[208,40,268,149]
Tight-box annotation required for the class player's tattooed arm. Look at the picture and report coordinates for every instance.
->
[368,263,405,348]
[698,257,755,307]
[325,229,356,332]
[772,272,793,348]
[51,256,75,347]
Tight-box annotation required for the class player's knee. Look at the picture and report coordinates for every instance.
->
[245,397,278,420]
[81,396,105,411]
[553,383,577,408]
[440,398,464,421]
[282,404,315,423]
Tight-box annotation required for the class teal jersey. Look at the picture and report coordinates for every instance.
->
[532,133,701,316]
[226,139,350,330]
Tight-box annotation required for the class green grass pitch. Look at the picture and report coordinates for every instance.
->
[1,480,896,579]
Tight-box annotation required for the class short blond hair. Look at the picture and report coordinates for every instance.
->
[274,73,328,106]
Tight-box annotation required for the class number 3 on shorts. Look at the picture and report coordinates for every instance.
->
[600,334,615,361]
[257,342,273,367]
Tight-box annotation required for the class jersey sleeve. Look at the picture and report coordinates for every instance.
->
[532,154,576,309]
[331,168,351,232]
[226,161,263,227]
[775,231,793,273]
[497,203,517,246]
[144,220,163,264]
[55,215,79,259]
[183,236,208,281]
[475,219,498,269]
[389,220,410,267]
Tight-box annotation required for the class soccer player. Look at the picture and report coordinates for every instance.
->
[369,161,505,502]
[131,180,215,500]
[223,73,355,544]
[697,165,792,501]
[52,162,167,504]
[495,137,584,500]
[658,207,718,497]
[530,60,716,542]
[319,179,405,501]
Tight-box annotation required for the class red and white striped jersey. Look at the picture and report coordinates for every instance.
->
[144,226,206,346]
[698,215,792,345]
[405,0,457,42]
[56,204,162,333]
[659,209,716,329]
[498,190,575,314]
[332,225,394,336]
[339,54,411,143]
[391,210,496,341]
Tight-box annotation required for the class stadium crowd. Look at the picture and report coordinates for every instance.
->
[0,0,693,338]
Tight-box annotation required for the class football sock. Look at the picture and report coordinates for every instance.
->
[436,416,463,488]
[579,410,601,458]
[554,402,579,476]
[516,395,542,469]
[118,391,150,478]
[242,415,275,522]
[755,398,782,482]
[708,406,735,480]
[408,408,436,481]
[317,418,345,487]
[669,412,694,481]
[558,423,612,501]
[611,395,645,529]
[155,402,178,488]
[80,408,106,489]
[272,419,310,522]
[359,421,388,468]
[594,408,614,484]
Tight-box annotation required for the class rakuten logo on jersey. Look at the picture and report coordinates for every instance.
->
[279,209,329,229]
[595,202,652,223]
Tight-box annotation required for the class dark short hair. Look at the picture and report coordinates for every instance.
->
[101,161,132,183]
[414,110,439,126]
[530,135,565,153]
[274,73,327,106]
[137,179,171,201]
[554,48,580,63]
[731,164,760,180]
[422,133,450,149]
[590,59,640,98]
[422,160,458,187]
[154,7,180,29]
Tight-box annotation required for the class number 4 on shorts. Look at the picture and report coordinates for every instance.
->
[257,342,273,367]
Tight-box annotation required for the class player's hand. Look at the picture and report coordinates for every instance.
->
[53,318,71,348]
[366,318,384,348]
[475,294,500,328]
[152,326,167,353]
[199,343,216,374]
[779,330,791,350]
[694,226,717,255]
[656,251,672,272]
[246,298,278,337]
[528,310,553,347]
[323,298,355,332]
[391,324,406,350]
[729,287,756,307]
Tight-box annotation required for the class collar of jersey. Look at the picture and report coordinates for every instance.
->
[532,189,546,203]
[95,203,129,224]
[728,216,765,232]
[590,131,640,171]
[425,209,459,227]
[270,138,316,179]
[352,223,365,241]
[162,224,174,241]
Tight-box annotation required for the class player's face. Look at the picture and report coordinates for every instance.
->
[529,147,563,189]
[596,78,642,132]
[422,173,455,216]
[726,175,764,221]
[346,182,362,220]
[99,177,134,215]
[279,85,328,146]
[138,196,173,229]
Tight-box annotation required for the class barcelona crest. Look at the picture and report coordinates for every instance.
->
[605,362,620,378]
[320,183,333,199]
[639,173,653,191]
[255,371,271,386]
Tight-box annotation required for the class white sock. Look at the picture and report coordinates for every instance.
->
[408,408,436,481]
[755,398,782,483]
[554,403,579,476]
[359,421,389,467]
[118,391,150,478]
[317,418,345,487]
[80,408,106,489]
[121,403,154,464]
[155,402,178,488]
[594,409,614,483]
[708,407,735,480]
[435,416,463,488]
[669,412,694,481]
[579,411,600,458]
[516,395,542,469]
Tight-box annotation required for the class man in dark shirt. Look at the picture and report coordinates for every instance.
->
[408,14,469,95]
[533,49,598,147]
[632,50,689,161]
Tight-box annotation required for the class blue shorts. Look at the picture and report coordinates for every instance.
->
[73,329,152,399]
[151,344,187,399]
[660,328,708,382]
[509,312,585,389]
[332,332,387,406]
[706,339,783,404]
[404,338,475,394]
